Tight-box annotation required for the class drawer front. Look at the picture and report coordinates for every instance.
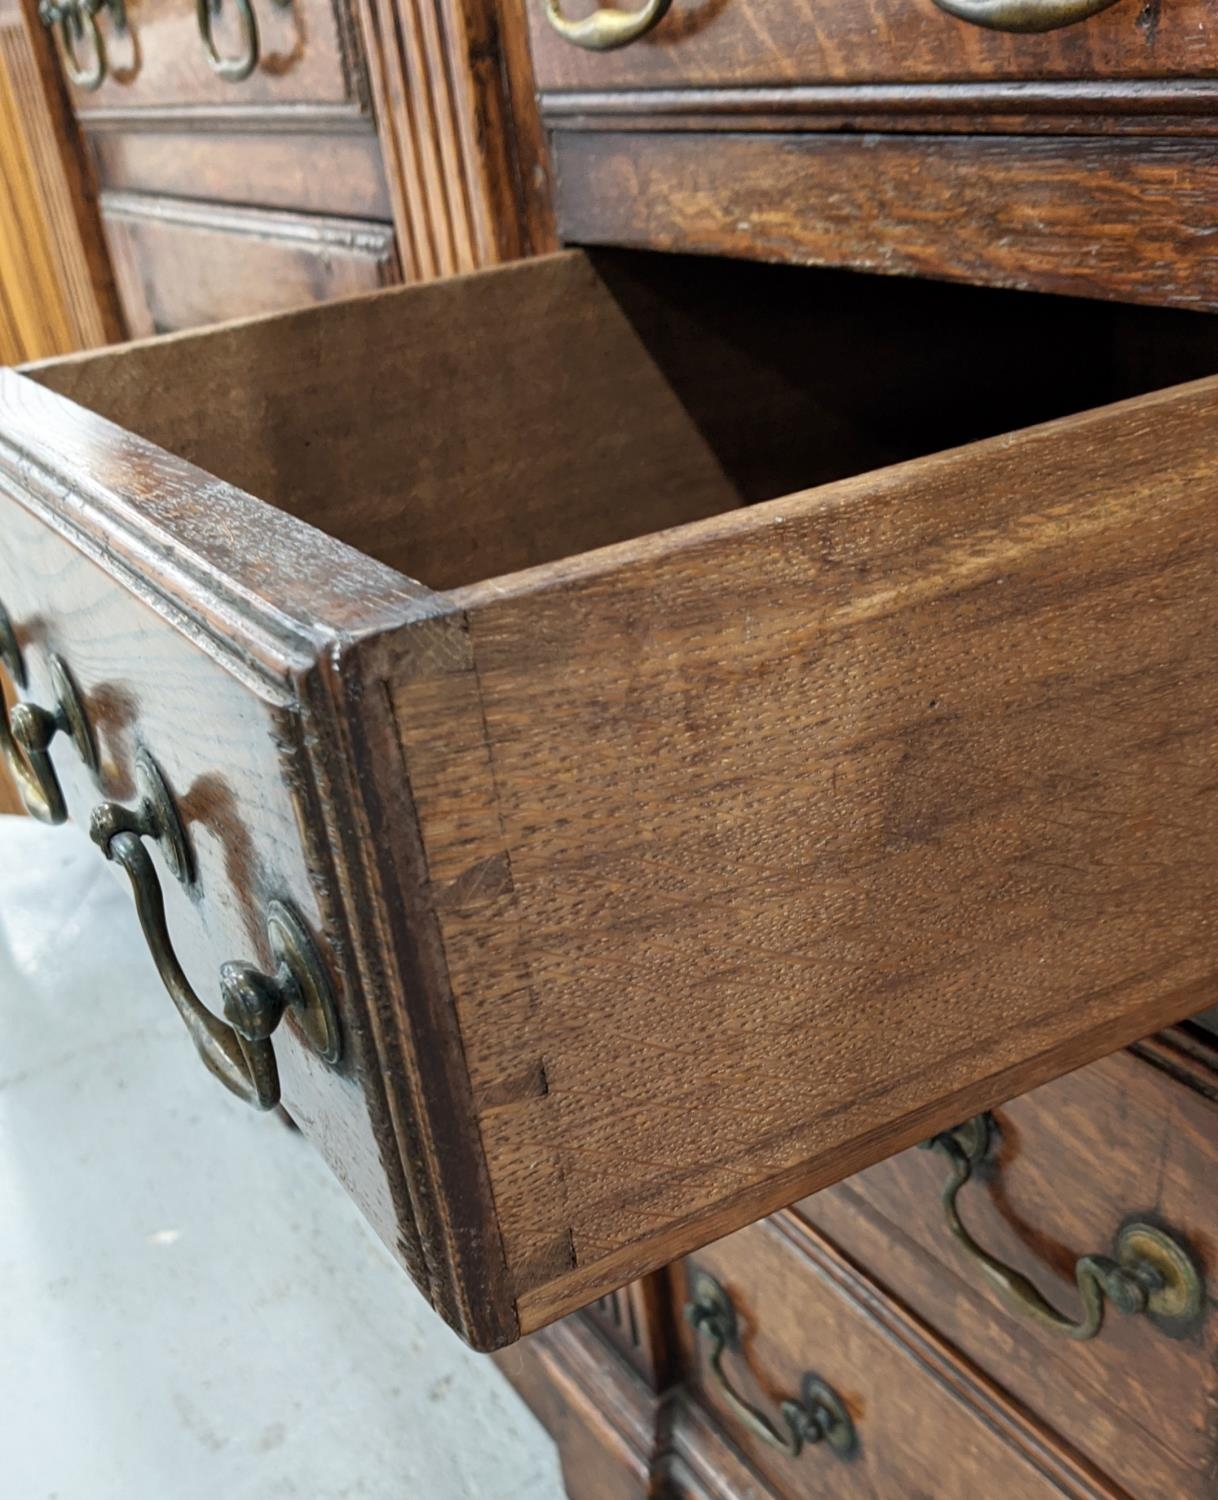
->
[8,251,1218,1353]
[799,1042,1218,1500]
[678,1219,1103,1498]
[527,0,1214,91]
[44,0,362,112]
[0,371,461,1331]
[89,128,393,219]
[99,192,399,335]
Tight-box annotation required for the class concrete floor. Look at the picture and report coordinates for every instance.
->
[0,815,565,1500]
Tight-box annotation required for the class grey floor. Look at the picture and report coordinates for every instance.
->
[0,815,565,1500]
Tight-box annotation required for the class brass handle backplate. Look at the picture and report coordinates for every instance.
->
[543,0,672,51]
[38,0,127,90]
[686,1272,857,1461]
[0,605,96,824]
[930,0,1122,32]
[90,752,341,1111]
[924,1115,1206,1342]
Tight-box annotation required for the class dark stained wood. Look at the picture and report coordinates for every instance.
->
[497,1300,784,1500]
[352,0,555,279]
[797,1040,1218,1500]
[0,368,435,1298]
[552,130,1218,313]
[11,251,1218,1352]
[661,1399,783,1500]
[382,348,1218,1332]
[36,249,1218,581]
[526,0,1215,91]
[677,1219,1119,1499]
[538,79,1218,138]
[29,252,740,583]
[98,191,399,334]
[59,0,366,113]
[584,1274,675,1390]
[88,123,392,219]
[495,1317,662,1500]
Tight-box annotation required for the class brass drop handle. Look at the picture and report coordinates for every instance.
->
[924,1115,1205,1342]
[543,0,672,51]
[38,0,127,90]
[686,1272,857,1461]
[196,0,259,82]
[0,605,96,825]
[90,750,340,1111]
[929,0,1122,33]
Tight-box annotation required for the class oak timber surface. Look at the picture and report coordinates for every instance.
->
[384,336,1218,1327]
[553,132,1218,313]
[527,0,1214,90]
[679,1222,1102,1499]
[99,192,399,336]
[12,252,1218,1347]
[800,1040,1218,1500]
[64,0,362,113]
[0,404,422,1275]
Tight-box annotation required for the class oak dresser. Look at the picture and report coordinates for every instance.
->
[6,0,1218,1495]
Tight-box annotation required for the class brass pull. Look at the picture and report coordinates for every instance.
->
[924,1115,1205,1342]
[686,1272,857,1461]
[543,0,672,51]
[90,750,341,1111]
[38,0,127,90]
[196,0,259,82]
[929,0,1122,33]
[0,606,96,825]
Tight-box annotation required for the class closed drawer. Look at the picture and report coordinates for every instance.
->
[678,1219,1101,1498]
[4,249,1218,1350]
[527,0,1214,91]
[42,0,361,112]
[100,192,399,335]
[798,1039,1218,1500]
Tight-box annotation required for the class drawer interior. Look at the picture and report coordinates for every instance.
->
[15,247,1218,1349]
[28,249,1218,594]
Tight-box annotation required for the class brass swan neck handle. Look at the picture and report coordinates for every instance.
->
[930,0,1122,33]
[38,0,127,90]
[924,1115,1205,1343]
[196,0,260,82]
[90,750,340,1110]
[686,1272,857,1461]
[0,606,95,825]
[543,0,672,51]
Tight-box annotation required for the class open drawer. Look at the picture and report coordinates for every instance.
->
[3,249,1218,1350]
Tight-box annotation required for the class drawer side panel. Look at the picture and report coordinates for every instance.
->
[408,374,1218,1331]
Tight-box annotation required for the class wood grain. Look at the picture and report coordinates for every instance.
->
[538,79,1218,138]
[678,1219,1115,1499]
[552,130,1218,313]
[98,190,399,334]
[88,122,392,218]
[494,1316,661,1500]
[799,1041,1218,1500]
[0,367,435,1307]
[0,0,119,356]
[526,0,1216,91]
[396,361,1218,1333]
[62,0,365,114]
[30,252,740,584]
[352,0,555,280]
[13,251,1218,1350]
